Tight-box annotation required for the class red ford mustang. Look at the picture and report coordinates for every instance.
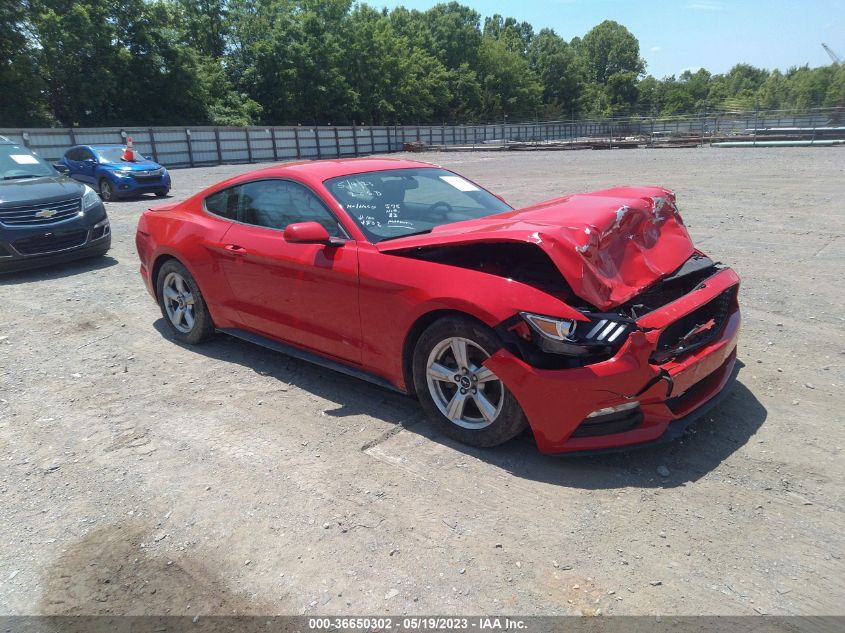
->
[136,158,740,453]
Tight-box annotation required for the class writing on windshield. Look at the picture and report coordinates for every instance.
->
[324,168,511,242]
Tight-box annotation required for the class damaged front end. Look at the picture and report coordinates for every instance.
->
[484,259,741,453]
[377,187,741,452]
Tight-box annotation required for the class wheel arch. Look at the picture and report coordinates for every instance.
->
[401,308,499,397]
[150,253,180,300]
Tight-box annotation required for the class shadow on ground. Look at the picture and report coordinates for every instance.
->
[153,319,766,491]
[0,255,117,285]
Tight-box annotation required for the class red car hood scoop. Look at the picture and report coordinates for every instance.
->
[376,186,694,310]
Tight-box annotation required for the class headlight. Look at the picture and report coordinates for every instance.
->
[114,168,132,177]
[521,313,577,340]
[82,185,101,210]
[520,311,632,355]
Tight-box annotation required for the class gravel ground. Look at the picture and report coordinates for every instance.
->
[0,147,843,616]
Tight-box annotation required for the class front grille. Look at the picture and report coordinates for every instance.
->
[131,169,163,183]
[651,287,734,363]
[0,197,82,226]
[13,229,87,255]
[621,254,719,318]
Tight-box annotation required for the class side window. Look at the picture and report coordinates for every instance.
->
[66,148,82,161]
[204,188,239,221]
[237,180,343,236]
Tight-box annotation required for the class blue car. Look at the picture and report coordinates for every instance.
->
[58,144,171,202]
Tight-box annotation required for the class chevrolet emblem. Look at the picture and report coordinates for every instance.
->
[35,209,57,218]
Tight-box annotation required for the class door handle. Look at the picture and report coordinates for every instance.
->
[224,244,248,255]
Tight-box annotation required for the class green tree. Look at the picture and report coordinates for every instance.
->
[230,0,355,124]
[170,0,228,59]
[0,0,49,125]
[824,64,845,106]
[579,20,644,84]
[477,36,542,120]
[528,29,584,115]
[483,14,534,55]
[423,2,483,70]
[341,4,451,124]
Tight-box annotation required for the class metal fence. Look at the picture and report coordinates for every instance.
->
[2,107,842,168]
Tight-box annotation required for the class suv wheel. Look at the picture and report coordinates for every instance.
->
[156,260,214,344]
[99,178,115,202]
[412,316,527,447]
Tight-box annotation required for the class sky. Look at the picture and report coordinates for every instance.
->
[367,0,845,78]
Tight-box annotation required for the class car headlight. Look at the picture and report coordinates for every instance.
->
[82,185,101,210]
[114,168,132,177]
[520,311,632,355]
[521,313,577,340]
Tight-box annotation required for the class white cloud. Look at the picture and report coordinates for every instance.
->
[651,46,662,53]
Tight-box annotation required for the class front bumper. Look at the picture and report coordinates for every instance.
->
[486,268,741,453]
[109,172,170,196]
[0,216,111,274]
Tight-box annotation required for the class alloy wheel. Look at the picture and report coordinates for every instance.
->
[99,180,113,202]
[162,271,196,333]
[425,337,505,430]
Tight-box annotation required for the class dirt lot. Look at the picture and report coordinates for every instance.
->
[1,147,843,617]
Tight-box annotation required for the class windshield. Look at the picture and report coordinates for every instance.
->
[95,147,136,163]
[0,144,55,180]
[324,168,512,242]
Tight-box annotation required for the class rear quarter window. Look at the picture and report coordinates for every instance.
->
[204,189,239,220]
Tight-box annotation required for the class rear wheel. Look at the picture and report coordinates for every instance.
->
[155,190,168,198]
[99,178,115,202]
[156,260,214,344]
[412,316,527,447]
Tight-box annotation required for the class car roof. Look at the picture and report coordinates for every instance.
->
[244,157,439,181]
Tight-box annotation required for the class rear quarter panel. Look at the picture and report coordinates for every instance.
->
[137,201,239,327]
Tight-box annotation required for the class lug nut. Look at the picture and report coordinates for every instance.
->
[460,388,467,394]
[454,374,461,382]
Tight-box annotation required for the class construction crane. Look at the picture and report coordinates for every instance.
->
[822,43,842,64]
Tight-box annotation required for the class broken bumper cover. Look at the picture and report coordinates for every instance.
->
[486,268,741,453]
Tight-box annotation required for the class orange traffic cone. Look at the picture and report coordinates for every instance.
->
[122,136,135,162]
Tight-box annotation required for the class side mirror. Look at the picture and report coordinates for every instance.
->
[53,162,69,174]
[283,221,339,245]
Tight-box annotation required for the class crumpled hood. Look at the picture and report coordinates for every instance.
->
[377,186,694,310]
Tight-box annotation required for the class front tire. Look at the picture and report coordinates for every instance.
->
[99,178,115,202]
[156,260,214,344]
[412,316,528,447]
